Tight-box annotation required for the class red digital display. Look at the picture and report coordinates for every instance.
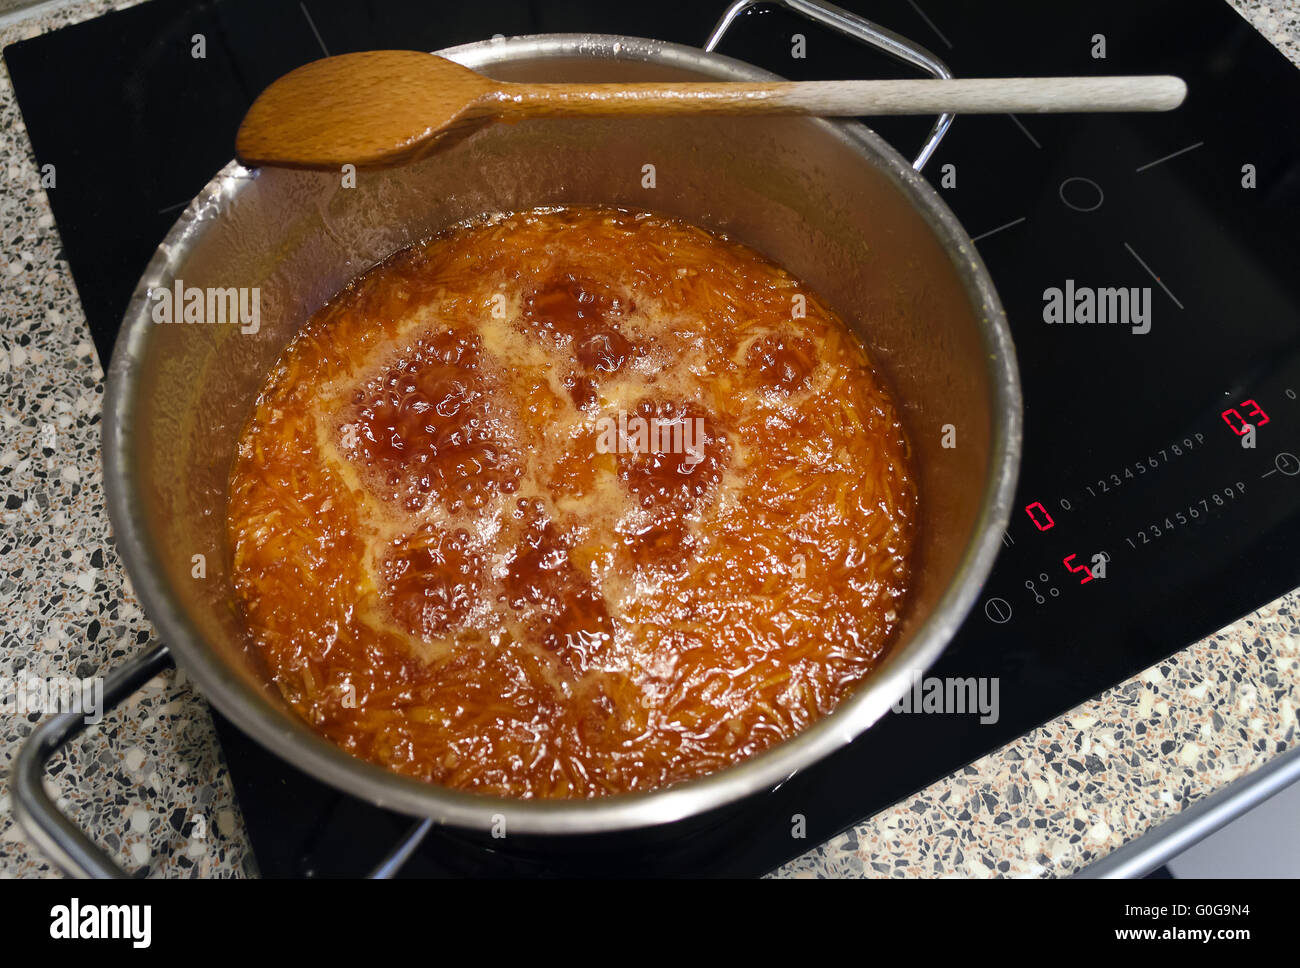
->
[1221,398,1269,436]
[1063,553,1094,585]
[1025,501,1055,531]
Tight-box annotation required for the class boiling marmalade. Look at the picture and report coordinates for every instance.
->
[228,206,915,797]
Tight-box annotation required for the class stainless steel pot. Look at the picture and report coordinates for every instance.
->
[16,0,1020,877]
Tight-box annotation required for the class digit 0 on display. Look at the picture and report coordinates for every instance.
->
[1025,501,1055,531]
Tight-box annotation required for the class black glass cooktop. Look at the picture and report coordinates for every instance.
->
[8,0,1300,876]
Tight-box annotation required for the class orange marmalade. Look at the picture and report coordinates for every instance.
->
[227,206,915,798]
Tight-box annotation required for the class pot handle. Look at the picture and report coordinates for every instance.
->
[13,643,441,878]
[705,0,955,170]
[11,643,173,878]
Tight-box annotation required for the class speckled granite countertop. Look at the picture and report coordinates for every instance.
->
[1,0,1297,879]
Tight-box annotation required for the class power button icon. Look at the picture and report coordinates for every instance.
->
[984,597,1013,624]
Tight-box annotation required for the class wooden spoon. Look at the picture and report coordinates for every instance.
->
[235,49,1187,170]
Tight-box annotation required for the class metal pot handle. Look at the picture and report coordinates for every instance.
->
[705,0,955,170]
[12,643,173,878]
[13,643,436,878]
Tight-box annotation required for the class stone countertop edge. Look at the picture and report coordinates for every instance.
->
[0,0,1296,879]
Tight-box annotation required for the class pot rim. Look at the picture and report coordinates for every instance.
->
[102,32,1022,834]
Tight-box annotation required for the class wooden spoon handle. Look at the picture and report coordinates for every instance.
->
[488,75,1187,119]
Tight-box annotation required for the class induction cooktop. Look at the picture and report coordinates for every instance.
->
[7,0,1300,876]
